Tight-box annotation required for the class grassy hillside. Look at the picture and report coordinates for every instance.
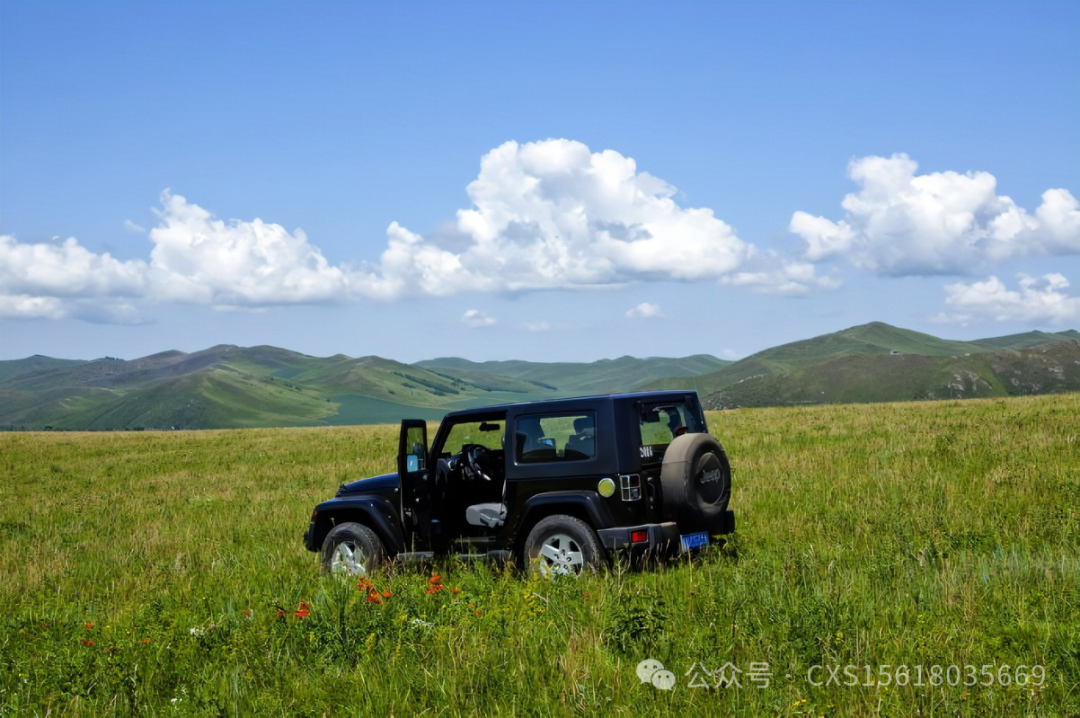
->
[0,349,723,430]
[0,355,85,383]
[649,322,1080,409]
[4,323,1078,429]
[702,343,1080,408]
[970,329,1080,350]
[653,322,990,395]
[2,395,1077,715]
[416,354,730,395]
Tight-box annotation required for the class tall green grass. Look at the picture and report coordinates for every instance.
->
[1,396,1077,716]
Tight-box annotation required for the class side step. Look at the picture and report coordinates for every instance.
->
[396,550,511,564]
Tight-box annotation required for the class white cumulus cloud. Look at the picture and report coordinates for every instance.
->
[359,139,757,297]
[791,154,1080,276]
[723,256,840,294]
[461,309,497,328]
[939,273,1080,324]
[626,302,666,319]
[148,190,351,306]
[1,139,859,323]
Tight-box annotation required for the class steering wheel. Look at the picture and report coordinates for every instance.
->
[463,444,494,481]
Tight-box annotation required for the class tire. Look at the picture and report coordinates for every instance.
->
[320,522,385,576]
[522,515,603,578]
[660,433,731,532]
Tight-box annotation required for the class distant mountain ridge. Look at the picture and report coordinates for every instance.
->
[2,322,1077,430]
[645,323,1080,409]
[0,347,728,430]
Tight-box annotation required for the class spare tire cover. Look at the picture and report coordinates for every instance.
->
[659,433,731,529]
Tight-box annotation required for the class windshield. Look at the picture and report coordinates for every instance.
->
[440,419,505,456]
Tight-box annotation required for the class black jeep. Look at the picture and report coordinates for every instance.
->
[303,390,734,577]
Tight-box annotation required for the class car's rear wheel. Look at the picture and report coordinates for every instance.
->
[320,522,385,576]
[523,515,603,578]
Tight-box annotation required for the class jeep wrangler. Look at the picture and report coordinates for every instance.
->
[303,390,734,577]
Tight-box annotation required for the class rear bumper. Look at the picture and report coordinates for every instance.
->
[597,522,679,551]
[596,510,735,552]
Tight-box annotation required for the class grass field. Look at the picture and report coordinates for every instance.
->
[2,395,1078,716]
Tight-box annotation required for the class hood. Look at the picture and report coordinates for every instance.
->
[337,472,399,496]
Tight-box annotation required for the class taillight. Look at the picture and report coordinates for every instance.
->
[631,530,648,543]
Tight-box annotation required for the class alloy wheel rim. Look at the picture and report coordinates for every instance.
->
[331,541,367,576]
[537,532,584,577]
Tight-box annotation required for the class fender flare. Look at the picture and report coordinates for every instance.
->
[514,490,615,537]
[312,496,406,556]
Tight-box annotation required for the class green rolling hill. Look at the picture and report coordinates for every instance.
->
[415,354,730,395]
[0,347,724,430]
[969,329,1080,350]
[3,323,1078,430]
[646,322,1080,409]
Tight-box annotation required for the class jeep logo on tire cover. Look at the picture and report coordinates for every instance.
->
[699,468,723,484]
[694,452,724,504]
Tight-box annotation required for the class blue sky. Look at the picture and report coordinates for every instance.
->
[2,1,1078,362]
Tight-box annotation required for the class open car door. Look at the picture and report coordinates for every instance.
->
[397,419,429,539]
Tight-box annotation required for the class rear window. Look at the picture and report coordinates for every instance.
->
[638,402,703,459]
[514,412,596,464]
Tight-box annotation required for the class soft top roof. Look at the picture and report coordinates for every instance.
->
[438,390,701,421]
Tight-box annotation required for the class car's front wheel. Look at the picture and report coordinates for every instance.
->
[320,522,385,576]
[522,515,603,578]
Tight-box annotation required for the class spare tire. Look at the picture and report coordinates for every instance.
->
[659,433,731,532]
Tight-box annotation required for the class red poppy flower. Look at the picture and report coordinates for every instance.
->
[81,639,95,646]
[294,609,311,618]
[366,593,383,604]
[450,588,462,594]
[428,574,442,584]
[242,609,252,617]
[357,578,373,590]
[298,601,312,609]
[426,587,439,594]
[382,591,392,598]
[84,622,95,631]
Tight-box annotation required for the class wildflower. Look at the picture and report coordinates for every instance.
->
[429,574,442,584]
[475,609,482,617]
[365,593,383,604]
[241,609,253,618]
[189,627,206,637]
[276,608,287,618]
[410,618,433,628]
[84,622,95,631]
[139,638,151,644]
[298,601,312,609]
[450,588,462,595]
[382,590,392,598]
[294,609,311,618]
[81,639,95,646]
[357,578,373,590]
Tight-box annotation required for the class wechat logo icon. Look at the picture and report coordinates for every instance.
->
[637,658,677,691]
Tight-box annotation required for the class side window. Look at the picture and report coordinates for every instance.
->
[638,402,704,455]
[515,412,596,463]
[404,425,427,472]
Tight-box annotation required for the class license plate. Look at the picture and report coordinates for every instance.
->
[679,531,709,552]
